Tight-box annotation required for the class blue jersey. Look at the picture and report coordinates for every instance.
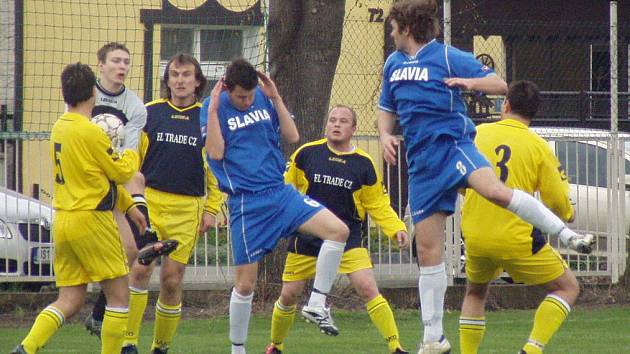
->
[378,39,494,163]
[206,88,285,195]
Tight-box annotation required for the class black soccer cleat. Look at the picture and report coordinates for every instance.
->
[151,347,168,354]
[10,345,27,354]
[392,348,409,354]
[84,312,102,339]
[121,344,139,354]
[264,343,282,354]
[137,239,179,266]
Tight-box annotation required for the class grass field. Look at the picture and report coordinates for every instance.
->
[1,307,629,353]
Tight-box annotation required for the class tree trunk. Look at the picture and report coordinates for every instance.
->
[258,0,345,297]
[268,0,345,150]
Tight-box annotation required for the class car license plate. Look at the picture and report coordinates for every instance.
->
[34,246,53,264]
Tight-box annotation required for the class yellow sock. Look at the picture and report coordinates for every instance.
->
[459,316,486,354]
[123,287,148,346]
[366,294,402,353]
[523,294,571,353]
[21,305,64,353]
[152,299,182,350]
[270,300,296,351]
[102,307,128,354]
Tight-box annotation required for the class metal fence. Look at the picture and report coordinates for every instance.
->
[1,133,627,288]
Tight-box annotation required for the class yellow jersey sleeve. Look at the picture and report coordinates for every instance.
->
[115,185,135,213]
[356,157,407,239]
[284,146,309,194]
[138,131,149,164]
[203,151,224,214]
[537,144,574,222]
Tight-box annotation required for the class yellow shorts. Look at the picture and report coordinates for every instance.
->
[282,247,373,282]
[145,187,204,264]
[53,210,128,287]
[466,243,567,285]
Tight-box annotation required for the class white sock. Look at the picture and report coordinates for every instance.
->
[507,190,571,236]
[308,239,345,308]
[558,227,578,245]
[419,263,447,343]
[231,344,246,354]
[229,288,253,348]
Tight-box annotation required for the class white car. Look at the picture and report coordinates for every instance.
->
[0,188,54,277]
[531,127,630,237]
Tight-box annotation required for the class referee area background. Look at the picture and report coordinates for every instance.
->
[0,0,629,313]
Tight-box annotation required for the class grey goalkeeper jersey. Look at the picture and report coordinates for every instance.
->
[93,81,147,150]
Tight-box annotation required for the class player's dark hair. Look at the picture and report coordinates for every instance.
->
[224,58,258,91]
[387,0,440,43]
[61,62,96,107]
[97,42,130,63]
[162,53,208,100]
[506,80,540,120]
[328,104,358,127]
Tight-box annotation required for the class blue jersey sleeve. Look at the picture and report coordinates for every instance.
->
[378,54,397,113]
[200,96,210,139]
[447,46,495,79]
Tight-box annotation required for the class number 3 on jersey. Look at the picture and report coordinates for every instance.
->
[54,142,66,184]
[495,144,511,182]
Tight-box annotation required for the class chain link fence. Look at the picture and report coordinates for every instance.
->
[0,0,628,285]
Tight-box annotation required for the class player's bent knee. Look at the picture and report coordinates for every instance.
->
[161,273,183,293]
[279,290,300,306]
[331,221,349,242]
[357,283,379,302]
[465,282,489,298]
[234,282,255,296]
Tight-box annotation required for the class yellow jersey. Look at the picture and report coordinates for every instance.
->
[51,112,139,211]
[461,118,573,258]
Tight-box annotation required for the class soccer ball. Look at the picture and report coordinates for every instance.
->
[91,113,125,149]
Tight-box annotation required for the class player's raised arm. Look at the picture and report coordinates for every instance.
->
[444,75,507,95]
[206,78,226,160]
[377,110,399,166]
[257,70,299,144]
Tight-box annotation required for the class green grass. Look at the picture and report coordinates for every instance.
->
[2,307,629,353]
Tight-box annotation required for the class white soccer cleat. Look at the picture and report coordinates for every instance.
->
[417,336,451,354]
[568,233,595,254]
[301,305,339,336]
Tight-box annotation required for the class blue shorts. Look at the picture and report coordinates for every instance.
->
[228,184,323,265]
[408,134,490,224]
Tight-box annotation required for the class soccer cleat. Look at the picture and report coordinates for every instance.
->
[151,347,168,354]
[393,348,410,353]
[137,239,179,266]
[10,345,27,354]
[264,343,283,354]
[568,233,595,254]
[121,344,139,354]
[84,313,102,339]
[416,335,451,354]
[301,305,339,336]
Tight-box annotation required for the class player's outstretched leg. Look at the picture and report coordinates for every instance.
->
[468,169,595,254]
[297,209,348,336]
